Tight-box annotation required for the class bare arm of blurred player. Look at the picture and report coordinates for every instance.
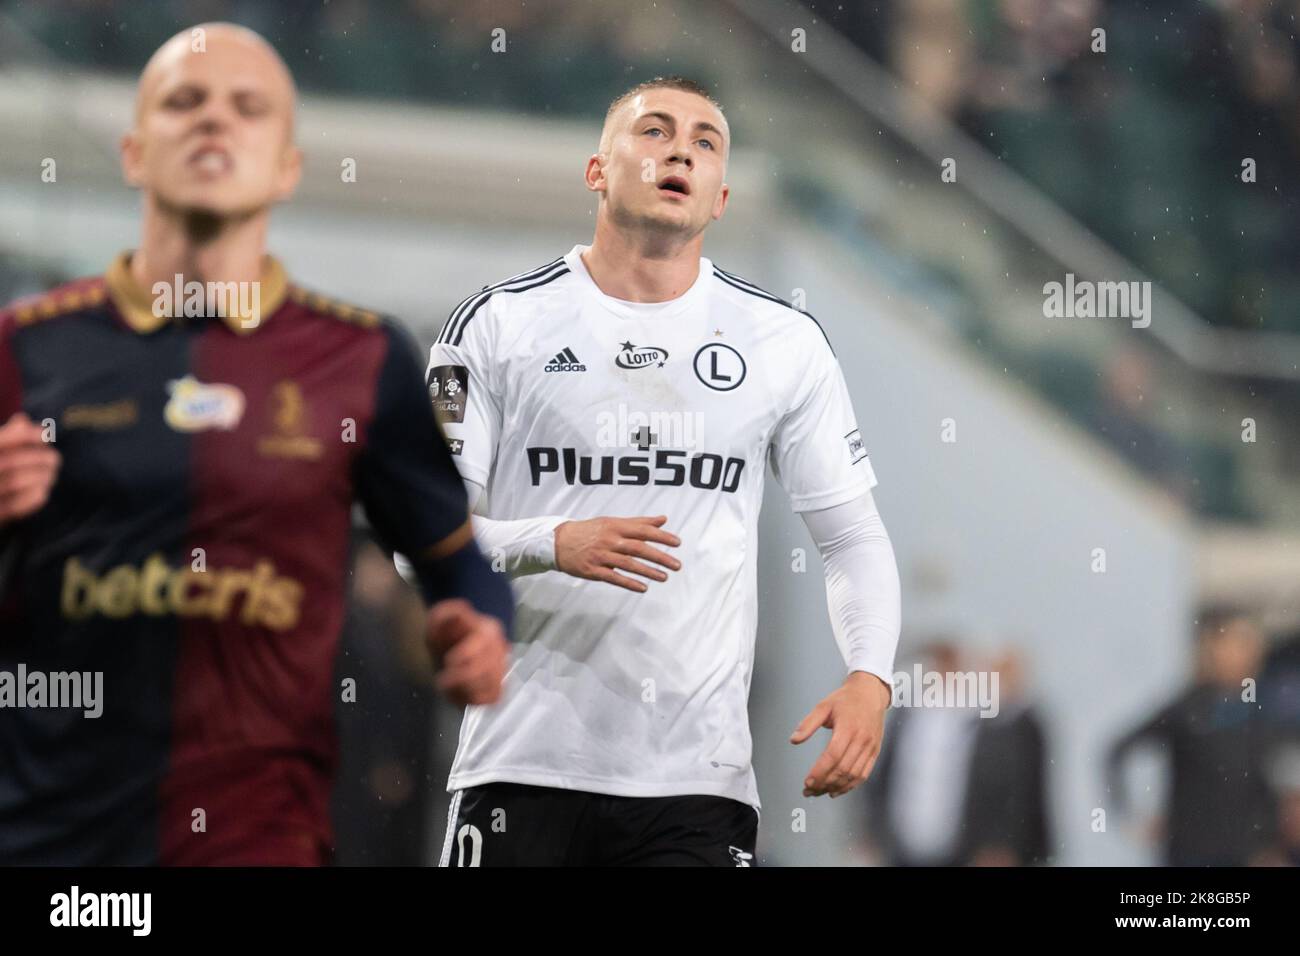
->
[357,323,512,707]
[788,490,900,798]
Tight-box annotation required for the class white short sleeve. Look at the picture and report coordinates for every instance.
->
[768,334,877,512]
[426,302,501,489]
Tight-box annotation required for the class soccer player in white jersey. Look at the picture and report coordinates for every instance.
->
[427,77,901,866]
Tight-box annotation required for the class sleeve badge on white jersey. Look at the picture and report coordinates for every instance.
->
[845,428,868,465]
[428,364,469,424]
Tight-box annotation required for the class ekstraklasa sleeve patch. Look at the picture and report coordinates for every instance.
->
[427,364,469,424]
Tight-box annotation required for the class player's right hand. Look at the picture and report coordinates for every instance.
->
[553,515,682,593]
[0,412,60,525]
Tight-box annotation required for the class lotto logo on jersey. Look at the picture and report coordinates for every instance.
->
[427,365,469,424]
[527,446,745,493]
[615,340,668,370]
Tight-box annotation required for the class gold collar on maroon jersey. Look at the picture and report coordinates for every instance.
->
[104,251,289,335]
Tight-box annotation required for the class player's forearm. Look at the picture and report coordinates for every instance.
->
[470,512,567,577]
[458,476,567,577]
[800,492,901,686]
[409,537,515,638]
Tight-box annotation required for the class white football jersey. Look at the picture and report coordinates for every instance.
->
[428,244,877,808]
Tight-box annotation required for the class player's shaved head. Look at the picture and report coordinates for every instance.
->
[135,22,297,138]
[122,22,303,223]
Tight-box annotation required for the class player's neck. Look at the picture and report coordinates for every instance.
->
[582,226,703,303]
[131,197,271,292]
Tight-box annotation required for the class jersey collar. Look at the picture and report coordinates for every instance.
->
[104,251,289,335]
[564,244,712,320]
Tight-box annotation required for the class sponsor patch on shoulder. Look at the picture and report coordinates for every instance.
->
[845,428,868,465]
[428,365,469,424]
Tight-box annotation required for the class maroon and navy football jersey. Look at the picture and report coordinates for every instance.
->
[0,252,474,864]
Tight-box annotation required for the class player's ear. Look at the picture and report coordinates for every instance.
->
[584,154,607,194]
[274,144,303,201]
[711,182,730,221]
[120,130,145,189]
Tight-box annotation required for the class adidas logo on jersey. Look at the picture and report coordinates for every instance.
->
[544,347,586,372]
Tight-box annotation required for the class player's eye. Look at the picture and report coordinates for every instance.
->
[645,127,664,137]
[698,139,716,150]
[236,96,270,118]
[163,87,203,109]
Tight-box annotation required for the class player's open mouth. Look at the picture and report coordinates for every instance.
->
[658,176,690,196]
[189,146,234,176]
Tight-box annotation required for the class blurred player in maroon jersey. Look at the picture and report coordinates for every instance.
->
[0,23,512,865]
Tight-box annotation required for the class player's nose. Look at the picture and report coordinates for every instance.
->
[666,146,694,170]
[192,98,237,135]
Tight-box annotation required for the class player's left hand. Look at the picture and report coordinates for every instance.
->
[425,598,510,707]
[790,671,892,798]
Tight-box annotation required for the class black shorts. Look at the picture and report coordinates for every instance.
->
[438,781,759,867]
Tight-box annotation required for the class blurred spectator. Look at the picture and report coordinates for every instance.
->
[1261,623,1300,735]
[1106,607,1279,866]
[1088,347,1183,487]
[863,642,1055,868]
[963,649,1054,865]
[866,642,980,866]
[865,642,1054,866]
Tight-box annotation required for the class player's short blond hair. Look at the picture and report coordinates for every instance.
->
[603,76,723,126]
[599,76,726,156]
